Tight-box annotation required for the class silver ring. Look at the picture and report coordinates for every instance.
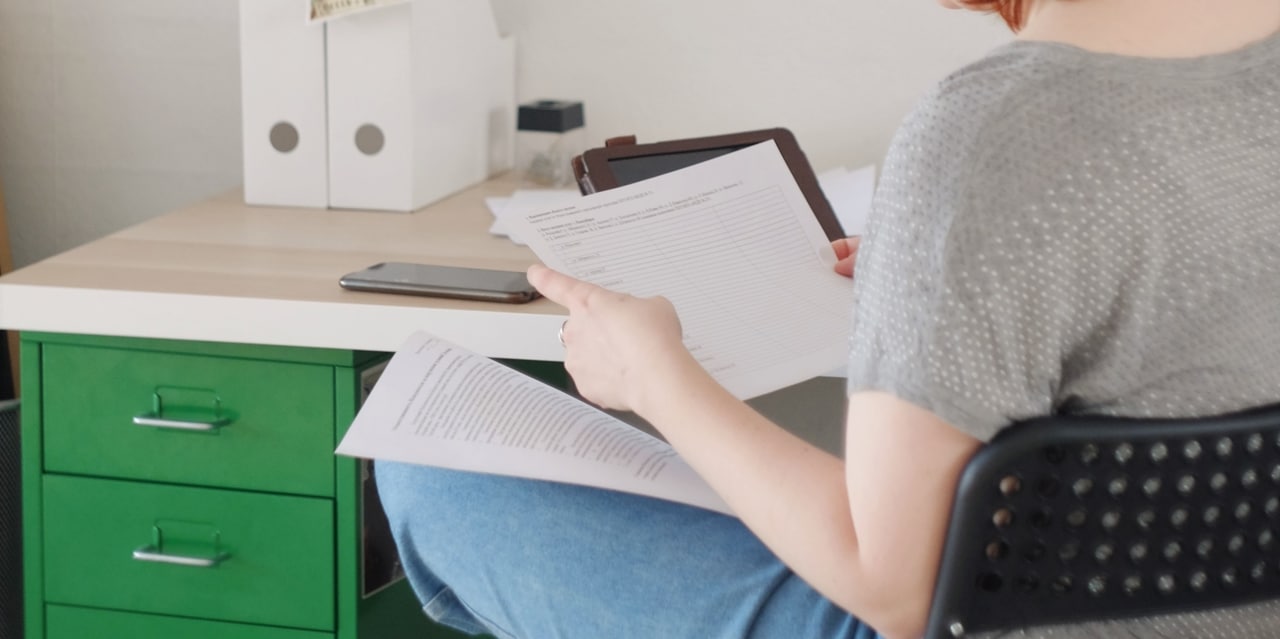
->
[557,319,568,346]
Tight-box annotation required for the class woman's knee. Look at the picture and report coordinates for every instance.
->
[375,461,545,549]
[375,461,434,526]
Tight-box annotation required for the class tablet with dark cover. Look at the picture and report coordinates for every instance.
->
[572,128,844,241]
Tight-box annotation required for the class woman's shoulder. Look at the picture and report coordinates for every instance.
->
[878,45,1074,210]
[906,43,1084,151]
[914,32,1280,159]
[935,40,1071,98]
[886,42,1136,204]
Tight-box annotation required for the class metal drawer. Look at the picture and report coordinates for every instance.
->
[43,475,335,631]
[43,344,335,496]
[47,604,331,639]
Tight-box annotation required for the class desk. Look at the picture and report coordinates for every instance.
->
[0,177,568,639]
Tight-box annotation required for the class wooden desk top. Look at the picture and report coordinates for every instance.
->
[0,177,570,360]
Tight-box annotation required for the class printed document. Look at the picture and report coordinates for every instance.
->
[337,140,853,514]
[337,332,732,515]
[502,140,853,399]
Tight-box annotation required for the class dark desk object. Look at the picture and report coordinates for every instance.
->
[0,336,11,402]
[927,404,1280,637]
[0,175,15,400]
[0,399,20,639]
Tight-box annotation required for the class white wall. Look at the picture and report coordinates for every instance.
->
[0,0,1010,269]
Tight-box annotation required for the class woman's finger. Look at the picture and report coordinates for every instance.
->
[527,264,599,309]
[832,237,860,278]
[835,257,856,278]
[831,236,860,261]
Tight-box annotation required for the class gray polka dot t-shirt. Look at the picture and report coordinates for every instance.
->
[846,31,1280,638]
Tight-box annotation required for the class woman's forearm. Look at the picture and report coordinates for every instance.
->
[632,352,886,623]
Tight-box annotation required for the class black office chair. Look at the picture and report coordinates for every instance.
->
[925,403,1280,638]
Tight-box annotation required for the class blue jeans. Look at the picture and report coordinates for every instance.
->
[376,461,882,639]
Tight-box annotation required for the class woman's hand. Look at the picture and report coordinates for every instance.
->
[527,264,691,413]
[832,236,861,278]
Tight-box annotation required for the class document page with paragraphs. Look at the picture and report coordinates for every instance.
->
[337,331,731,515]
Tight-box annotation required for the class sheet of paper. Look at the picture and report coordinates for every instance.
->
[484,197,518,243]
[818,165,877,237]
[337,332,732,516]
[486,189,581,245]
[502,141,854,399]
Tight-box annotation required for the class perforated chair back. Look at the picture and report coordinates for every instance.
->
[925,404,1280,638]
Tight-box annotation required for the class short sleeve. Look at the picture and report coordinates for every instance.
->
[845,74,1073,442]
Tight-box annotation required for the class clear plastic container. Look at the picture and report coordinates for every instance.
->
[516,100,585,189]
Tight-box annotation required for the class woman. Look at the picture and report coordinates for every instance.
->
[377,1,1280,637]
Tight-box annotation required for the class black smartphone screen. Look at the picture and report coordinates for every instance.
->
[339,262,540,303]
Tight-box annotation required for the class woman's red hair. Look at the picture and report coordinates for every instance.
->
[955,0,1032,31]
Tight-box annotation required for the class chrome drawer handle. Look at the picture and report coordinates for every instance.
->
[132,544,229,568]
[132,413,230,431]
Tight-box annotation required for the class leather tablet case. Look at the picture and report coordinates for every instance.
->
[570,128,844,242]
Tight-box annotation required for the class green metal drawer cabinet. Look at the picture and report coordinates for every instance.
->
[21,333,467,639]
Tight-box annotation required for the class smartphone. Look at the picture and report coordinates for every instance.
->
[339,262,540,303]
